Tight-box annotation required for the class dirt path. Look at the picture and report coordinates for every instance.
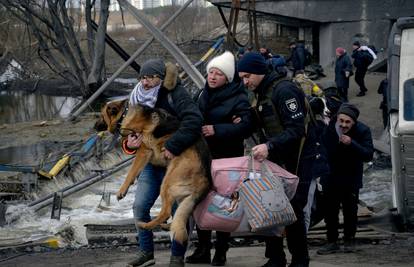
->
[2,236,414,267]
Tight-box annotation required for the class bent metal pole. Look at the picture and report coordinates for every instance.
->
[68,0,197,121]
[118,0,205,89]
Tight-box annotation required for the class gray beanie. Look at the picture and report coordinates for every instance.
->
[338,103,360,122]
[140,59,166,79]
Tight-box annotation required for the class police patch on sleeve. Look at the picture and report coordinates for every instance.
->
[285,98,298,113]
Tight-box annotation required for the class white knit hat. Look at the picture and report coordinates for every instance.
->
[206,51,235,82]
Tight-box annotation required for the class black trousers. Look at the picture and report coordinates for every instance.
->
[323,186,359,242]
[355,68,368,93]
[196,227,230,251]
[265,181,311,265]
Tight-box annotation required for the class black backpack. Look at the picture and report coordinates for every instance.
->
[362,50,374,66]
[368,45,378,55]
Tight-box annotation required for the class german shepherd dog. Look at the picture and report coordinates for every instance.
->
[94,98,128,134]
[117,104,211,243]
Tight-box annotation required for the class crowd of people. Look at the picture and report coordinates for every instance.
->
[120,40,375,267]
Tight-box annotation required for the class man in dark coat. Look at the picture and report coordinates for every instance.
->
[351,41,371,97]
[238,52,317,267]
[124,59,203,267]
[287,41,307,74]
[318,103,374,255]
[334,47,353,102]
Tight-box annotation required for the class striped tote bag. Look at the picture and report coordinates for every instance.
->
[239,159,297,232]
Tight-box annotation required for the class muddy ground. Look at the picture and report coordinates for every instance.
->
[1,233,414,267]
[2,71,414,266]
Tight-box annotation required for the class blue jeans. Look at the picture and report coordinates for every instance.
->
[133,163,186,256]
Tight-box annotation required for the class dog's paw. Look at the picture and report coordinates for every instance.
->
[116,186,129,200]
[116,190,127,200]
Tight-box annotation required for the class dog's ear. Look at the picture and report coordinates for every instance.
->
[107,100,126,116]
[108,105,120,116]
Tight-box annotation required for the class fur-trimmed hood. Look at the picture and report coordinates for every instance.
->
[163,62,179,90]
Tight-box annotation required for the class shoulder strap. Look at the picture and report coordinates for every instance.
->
[295,98,313,174]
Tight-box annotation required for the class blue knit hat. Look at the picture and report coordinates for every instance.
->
[237,52,268,75]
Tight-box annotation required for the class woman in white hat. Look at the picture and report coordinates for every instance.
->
[186,51,253,266]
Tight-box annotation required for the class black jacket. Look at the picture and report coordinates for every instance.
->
[352,49,371,70]
[335,53,353,89]
[255,71,306,173]
[322,119,374,189]
[198,81,252,159]
[154,64,203,156]
[287,43,306,71]
[298,117,330,181]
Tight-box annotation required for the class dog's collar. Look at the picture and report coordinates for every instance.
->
[115,101,129,134]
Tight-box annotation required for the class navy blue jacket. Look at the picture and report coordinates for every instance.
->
[322,118,374,189]
[198,81,252,159]
[335,53,353,89]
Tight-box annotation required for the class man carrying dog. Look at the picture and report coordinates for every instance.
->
[123,58,203,267]
[237,52,318,267]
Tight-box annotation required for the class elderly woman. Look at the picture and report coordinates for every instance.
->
[186,51,252,266]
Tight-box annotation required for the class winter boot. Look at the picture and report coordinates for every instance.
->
[169,255,184,267]
[185,246,211,264]
[126,250,155,267]
[211,249,227,266]
[317,242,340,255]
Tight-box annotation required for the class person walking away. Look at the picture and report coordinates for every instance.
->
[238,52,329,267]
[185,51,252,266]
[334,47,353,102]
[123,58,204,267]
[287,41,310,75]
[351,41,374,97]
[318,103,374,255]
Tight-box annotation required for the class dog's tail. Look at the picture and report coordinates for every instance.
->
[170,195,197,244]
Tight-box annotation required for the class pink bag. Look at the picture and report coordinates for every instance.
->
[211,156,299,199]
[193,191,249,232]
[193,156,299,233]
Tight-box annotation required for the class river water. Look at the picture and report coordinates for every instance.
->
[0,90,82,124]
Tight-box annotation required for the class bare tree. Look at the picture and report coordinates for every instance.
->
[0,0,110,97]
